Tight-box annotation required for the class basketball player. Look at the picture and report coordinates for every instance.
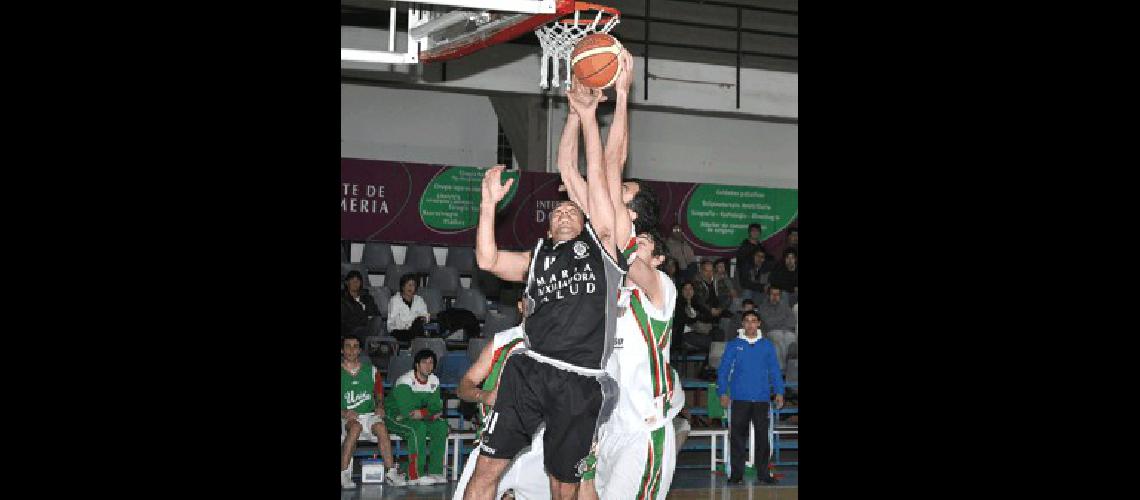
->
[558,49,685,499]
[452,303,549,500]
[464,79,625,500]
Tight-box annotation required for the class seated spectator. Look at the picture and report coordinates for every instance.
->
[713,258,740,303]
[341,271,380,335]
[384,349,449,485]
[738,248,774,301]
[675,281,719,351]
[735,223,764,271]
[693,260,734,332]
[768,251,799,307]
[340,335,404,488]
[756,287,797,371]
[666,224,697,280]
[387,274,431,343]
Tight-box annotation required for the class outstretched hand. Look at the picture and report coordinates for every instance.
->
[566,76,607,119]
[481,165,515,206]
[613,48,634,95]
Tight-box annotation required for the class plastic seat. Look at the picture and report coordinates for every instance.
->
[429,266,462,299]
[365,335,400,371]
[361,242,395,273]
[416,287,445,317]
[370,286,392,318]
[466,338,490,363]
[481,309,517,337]
[384,263,416,289]
[436,352,470,386]
[386,354,414,384]
[341,262,370,283]
[708,341,728,368]
[454,288,488,321]
[409,338,448,371]
[404,245,438,274]
[444,246,477,276]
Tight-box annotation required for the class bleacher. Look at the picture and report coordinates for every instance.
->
[343,241,799,477]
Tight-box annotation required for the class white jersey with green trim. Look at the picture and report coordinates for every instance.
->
[604,270,683,432]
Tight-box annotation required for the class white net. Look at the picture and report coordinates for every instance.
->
[535,8,620,89]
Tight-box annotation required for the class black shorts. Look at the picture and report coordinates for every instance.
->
[479,354,603,483]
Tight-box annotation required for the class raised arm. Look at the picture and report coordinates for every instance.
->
[476,165,531,282]
[605,49,635,244]
[557,111,590,214]
[566,79,617,259]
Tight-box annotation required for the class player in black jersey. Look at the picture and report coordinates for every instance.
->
[464,83,623,500]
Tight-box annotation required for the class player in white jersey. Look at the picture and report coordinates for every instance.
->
[586,230,684,500]
[453,323,550,500]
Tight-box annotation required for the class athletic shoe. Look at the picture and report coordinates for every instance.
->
[426,474,447,484]
[340,468,357,489]
[726,475,743,485]
[758,474,778,484]
[385,468,406,486]
[406,476,433,486]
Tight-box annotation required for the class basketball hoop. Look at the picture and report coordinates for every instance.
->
[534,2,621,89]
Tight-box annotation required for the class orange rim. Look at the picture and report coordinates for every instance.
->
[557,1,620,26]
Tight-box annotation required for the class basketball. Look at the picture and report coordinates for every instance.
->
[570,33,623,89]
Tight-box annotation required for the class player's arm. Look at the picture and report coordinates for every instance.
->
[567,79,618,258]
[604,49,635,244]
[557,110,590,215]
[628,258,664,308]
[457,340,496,405]
[476,166,531,282]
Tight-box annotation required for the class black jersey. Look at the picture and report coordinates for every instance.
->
[523,218,626,369]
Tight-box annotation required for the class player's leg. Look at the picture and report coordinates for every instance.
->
[541,369,603,499]
[655,424,678,500]
[468,356,544,500]
[385,415,426,481]
[466,455,513,500]
[342,418,363,471]
[369,418,405,485]
[751,402,774,482]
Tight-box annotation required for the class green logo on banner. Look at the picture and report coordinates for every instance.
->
[685,184,798,247]
[420,167,518,230]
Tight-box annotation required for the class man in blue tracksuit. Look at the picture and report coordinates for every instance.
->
[717,309,785,484]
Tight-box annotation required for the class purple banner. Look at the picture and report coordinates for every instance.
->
[342,158,797,256]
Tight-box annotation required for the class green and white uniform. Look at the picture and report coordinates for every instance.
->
[384,370,448,480]
[595,271,683,500]
[453,326,551,500]
[341,363,386,442]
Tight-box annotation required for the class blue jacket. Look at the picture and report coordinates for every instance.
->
[716,333,785,402]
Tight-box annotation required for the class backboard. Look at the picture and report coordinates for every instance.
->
[341,0,574,65]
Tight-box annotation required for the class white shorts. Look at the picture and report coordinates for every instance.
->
[593,424,676,500]
[454,427,548,500]
[341,412,385,443]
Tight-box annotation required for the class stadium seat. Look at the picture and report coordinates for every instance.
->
[341,262,369,282]
[386,354,414,384]
[367,315,387,338]
[361,242,395,273]
[466,338,490,363]
[417,287,445,317]
[481,309,517,337]
[785,358,798,384]
[429,266,462,299]
[365,335,400,371]
[455,288,488,321]
[370,286,392,318]
[409,338,448,371]
[709,341,728,369]
[404,245,438,274]
[436,351,470,386]
[444,246,477,276]
[384,263,416,289]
